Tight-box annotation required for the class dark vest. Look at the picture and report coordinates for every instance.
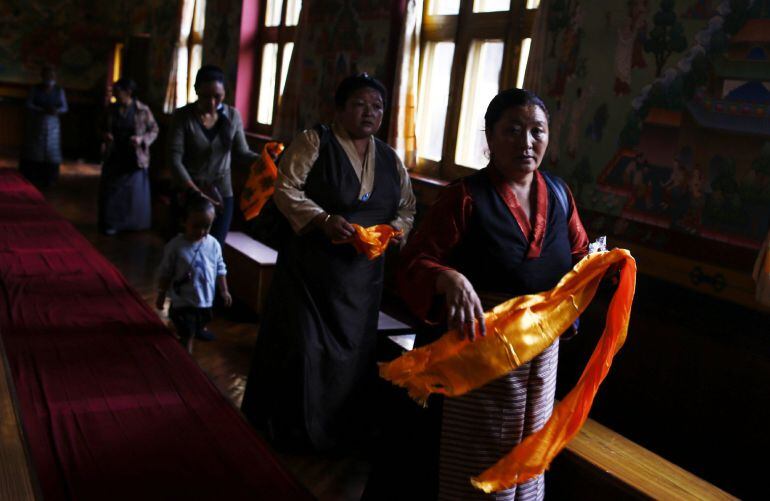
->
[304,125,400,229]
[449,168,573,296]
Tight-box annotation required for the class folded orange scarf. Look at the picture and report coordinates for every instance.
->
[337,224,403,260]
[240,142,284,221]
[380,248,636,492]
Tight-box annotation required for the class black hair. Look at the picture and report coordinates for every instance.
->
[193,64,233,149]
[113,77,137,94]
[484,88,550,135]
[183,191,215,220]
[334,73,387,109]
[194,64,226,89]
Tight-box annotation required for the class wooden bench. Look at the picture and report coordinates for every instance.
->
[223,233,423,342]
[223,232,278,315]
[0,333,39,500]
[377,311,416,361]
[557,418,736,500]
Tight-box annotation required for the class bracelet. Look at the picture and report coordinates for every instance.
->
[323,213,332,224]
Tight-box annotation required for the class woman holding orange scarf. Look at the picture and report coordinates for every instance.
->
[241,75,416,451]
[398,89,588,500]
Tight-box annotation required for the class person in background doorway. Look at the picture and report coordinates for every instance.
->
[20,65,68,189]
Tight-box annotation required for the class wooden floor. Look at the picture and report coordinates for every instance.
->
[16,159,370,501]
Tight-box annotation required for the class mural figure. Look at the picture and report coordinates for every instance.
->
[586,103,609,141]
[567,85,591,159]
[549,1,584,97]
[614,0,648,95]
[549,99,568,165]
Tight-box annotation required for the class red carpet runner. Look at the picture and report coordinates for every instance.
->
[0,170,311,500]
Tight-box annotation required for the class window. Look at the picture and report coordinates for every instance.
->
[416,0,540,175]
[416,41,455,161]
[473,0,511,13]
[428,0,460,15]
[455,40,504,168]
[165,0,206,113]
[253,0,301,134]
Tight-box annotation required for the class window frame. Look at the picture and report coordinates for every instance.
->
[164,0,207,113]
[250,0,299,136]
[416,0,538,180]
[185,0,206,105]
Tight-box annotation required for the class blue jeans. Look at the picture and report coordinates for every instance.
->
[209,196,234,247]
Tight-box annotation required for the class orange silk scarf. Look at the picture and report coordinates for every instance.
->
[240,142,284,221]
[380,248,636,492]
[337,224,403,260]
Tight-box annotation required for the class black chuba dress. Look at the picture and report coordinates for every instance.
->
[241,127,401,450]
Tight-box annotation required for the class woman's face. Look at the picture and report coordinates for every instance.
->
[42,69,56,86]
[337,87,384,139]
[115,88,132,105]
[196,81,225,114]
[486,105,549,179]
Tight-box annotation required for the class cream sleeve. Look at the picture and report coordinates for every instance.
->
[272,129,325,234]
[390,153,417,238]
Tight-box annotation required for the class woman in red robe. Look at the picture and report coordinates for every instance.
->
[398,89,589,500]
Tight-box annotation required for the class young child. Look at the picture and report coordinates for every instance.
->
[156,194,232,353]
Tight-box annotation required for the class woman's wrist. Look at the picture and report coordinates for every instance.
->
[314,212,332,229]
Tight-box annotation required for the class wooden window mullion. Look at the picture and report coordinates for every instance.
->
[270,0,289,131]
[500,4,522,89]
[440,0,474,179]
[501,1,537,89]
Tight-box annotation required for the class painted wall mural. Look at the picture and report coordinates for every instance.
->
[289,0,394,129]
[0,0,178,107]
[540,0,770,266]
[202,0,243,95]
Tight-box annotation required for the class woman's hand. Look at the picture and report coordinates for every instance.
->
[436,270,486,341]
[316,213,355,241]
[186,183,221,208]
[199,192,222,208]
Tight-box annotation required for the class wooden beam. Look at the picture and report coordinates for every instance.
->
[421,15,459,40]
[0,333,39,500]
